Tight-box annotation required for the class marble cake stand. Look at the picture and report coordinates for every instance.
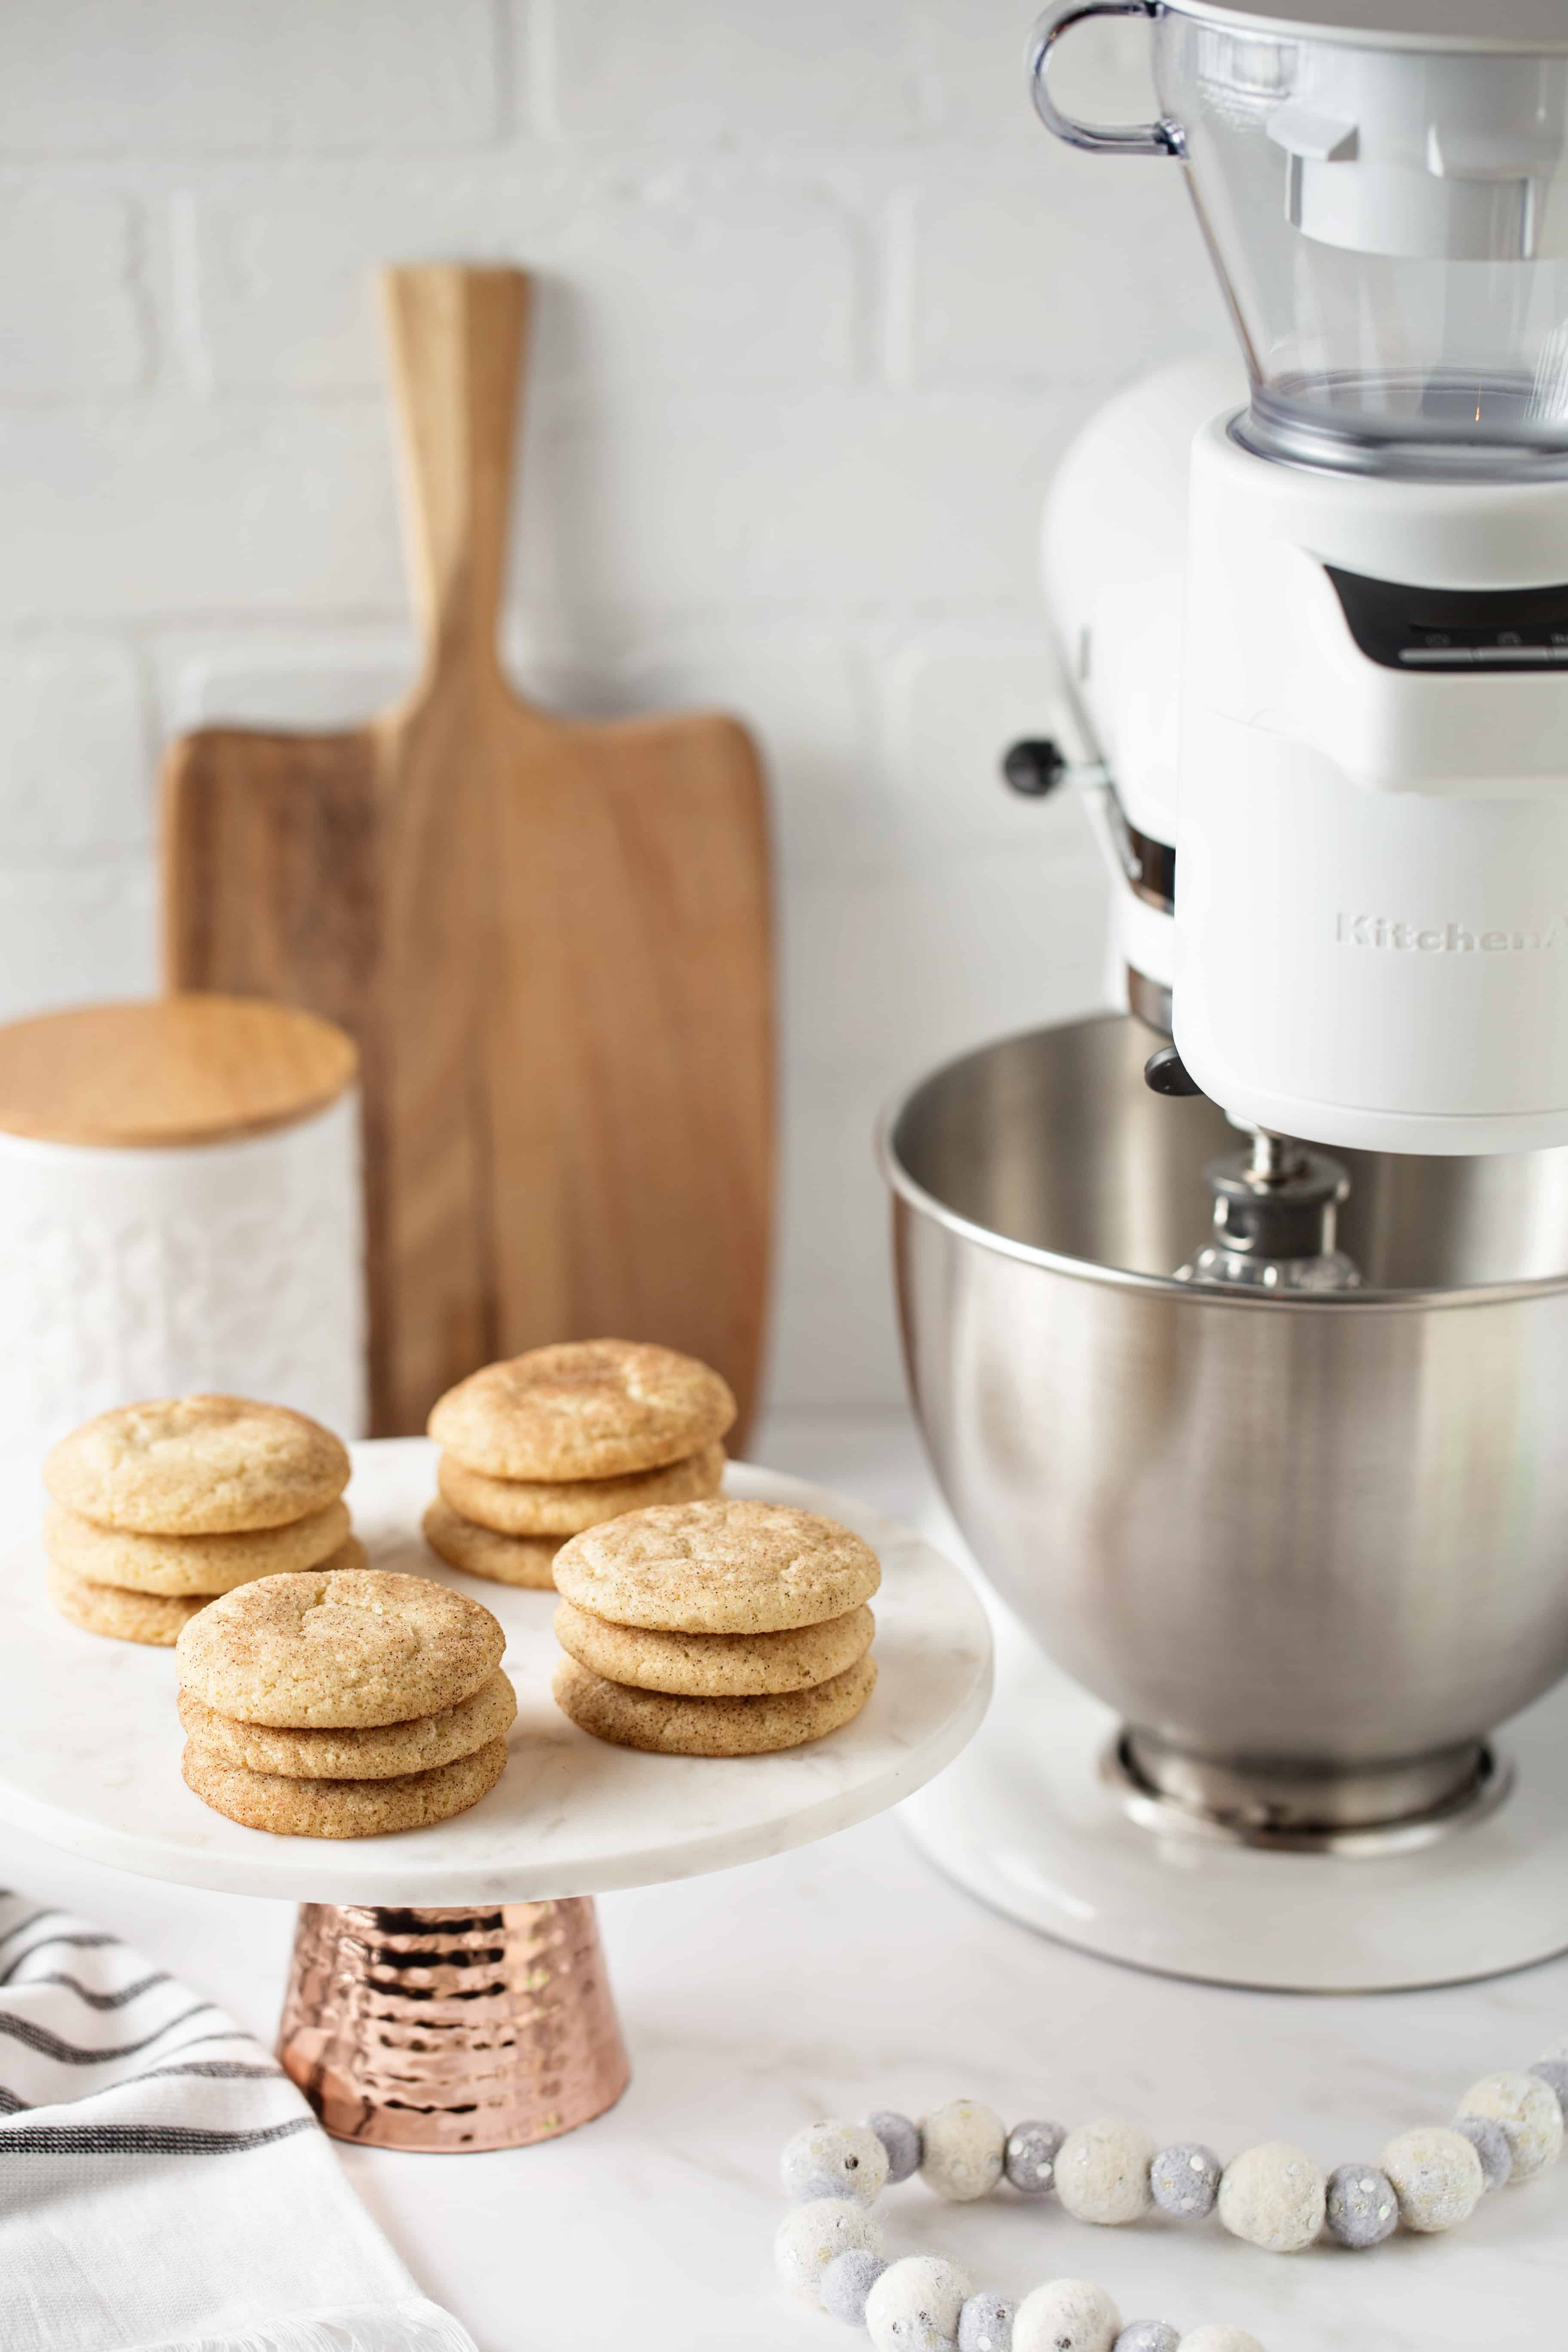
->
[0,1442,992,2152]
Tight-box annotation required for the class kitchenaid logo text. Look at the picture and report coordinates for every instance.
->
[1336,915,1560,953]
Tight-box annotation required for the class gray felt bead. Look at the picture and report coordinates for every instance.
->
[1115,2327,1181,2352]
[867,2109,924,2185]
[1150,2144,1222,2222]
[1530,2060,1568,2122]
[1005,2119,1067,2196]
[822,2250,888,2327]
[1325,2162,1398,2248]
[1456,2116,1513,2192]
[958,2292,1014,2352]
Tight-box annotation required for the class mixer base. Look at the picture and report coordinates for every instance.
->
[1109,1728,1511,1854]
[903,1617,1568,1993]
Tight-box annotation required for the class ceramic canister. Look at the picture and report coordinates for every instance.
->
[0,994,367,1454]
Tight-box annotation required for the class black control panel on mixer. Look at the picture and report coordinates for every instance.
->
[1326,565,1568,671]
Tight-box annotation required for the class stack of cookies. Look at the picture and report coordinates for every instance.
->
[176,1567,514,1838]
[551,1497,881,1755]
[423,1338,735,1591]
[42,1395,358,1647]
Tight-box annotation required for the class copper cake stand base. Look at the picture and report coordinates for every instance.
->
[277,1897,630,2152]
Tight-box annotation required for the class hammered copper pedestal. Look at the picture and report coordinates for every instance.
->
[277,1898,630,2151]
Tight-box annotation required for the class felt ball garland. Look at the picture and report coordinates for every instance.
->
[774,2050,1568,2352]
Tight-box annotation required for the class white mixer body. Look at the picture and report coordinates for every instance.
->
[1041,358,1242,1014]
[1178,416,1568,1155]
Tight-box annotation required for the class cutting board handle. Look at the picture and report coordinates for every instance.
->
[379,263,530,684]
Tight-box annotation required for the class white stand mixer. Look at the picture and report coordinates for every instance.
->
[890,0,1568,1991]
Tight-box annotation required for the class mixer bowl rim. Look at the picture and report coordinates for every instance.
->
[877,1020,1568,1314]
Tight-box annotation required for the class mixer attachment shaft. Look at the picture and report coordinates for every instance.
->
[1176,1129,1363,1292]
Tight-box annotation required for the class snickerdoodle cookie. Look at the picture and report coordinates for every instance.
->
[552,1499,882,1636]
[181,1735,509,1838]
[436,1439,726,1537]
[553,1597,875,1698]
[177,1668,516,1780]
[45,1497,352,1597]
[45,1395,351,1534]
[551,1653,877,1757]
[421,1499,562,1589]
[176,1568,505,1728]
[429,1341,735,1482]
[47,1558,209,1647]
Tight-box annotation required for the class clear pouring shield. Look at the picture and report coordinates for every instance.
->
[1032,0,1568,476]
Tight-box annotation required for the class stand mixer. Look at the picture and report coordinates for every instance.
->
[885,0,1568,1991]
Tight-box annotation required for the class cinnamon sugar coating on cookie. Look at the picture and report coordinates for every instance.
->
[176,1567,504,1727]
[428,1340,735,1481]
[554,1597,874,1697]
[177,1669,516,1780]
[553,1499,881,1635]
[422,1499,563,1588]
[181,1734,509,1837]
[45,1395,350,1534]
[552,1652,877,1755]
[437,1439,726,1536]
[45,1496,352,1596]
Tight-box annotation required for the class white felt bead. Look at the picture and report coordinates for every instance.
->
[1379,2128,1483,2234]
[774,2198,885,2299]
[781,2119,891,2205]
[1054,2119,1157,2225]
[919,2101,1008,2201]
[865,2255,974,2352]
[1456,2073,1565,2183]
[1013,2278,1122,2352]
[1176,2331,1269,2352]
[1216,2143,1325,2253]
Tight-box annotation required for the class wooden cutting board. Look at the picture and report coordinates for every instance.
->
[163,265,773,1441]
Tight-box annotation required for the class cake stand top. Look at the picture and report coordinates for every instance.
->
[0,1441,992,1904]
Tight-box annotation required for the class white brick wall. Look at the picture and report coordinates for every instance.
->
[0,0,1230,1409]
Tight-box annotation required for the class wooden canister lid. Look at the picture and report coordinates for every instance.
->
[0,994,358,1148]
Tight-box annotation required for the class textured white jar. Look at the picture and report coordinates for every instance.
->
[0,998,366,1454]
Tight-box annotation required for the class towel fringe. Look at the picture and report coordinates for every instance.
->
[135,2298,481,2352]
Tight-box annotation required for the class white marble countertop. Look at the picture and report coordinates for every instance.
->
[3,1410,1564,2352]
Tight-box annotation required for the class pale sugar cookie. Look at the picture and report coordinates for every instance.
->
[437,1439,726,1536]
[45,1395,350,1534]
[177,1669,516,1780]
[554,1597,875,1697]
[428,1340,735,1481]
[44,1497,352,1596]
[181,1734,509,1838]
[422,1500,562,1589]
[552,1652,877,1756]
[553,1499,881,1635]
[48,1559,209,1647]
[176,1567,504,1728]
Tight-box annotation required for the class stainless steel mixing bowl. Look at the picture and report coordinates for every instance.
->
[883,1014,1568,1840]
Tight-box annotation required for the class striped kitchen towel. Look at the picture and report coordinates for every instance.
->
[0,1891,478,2352]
